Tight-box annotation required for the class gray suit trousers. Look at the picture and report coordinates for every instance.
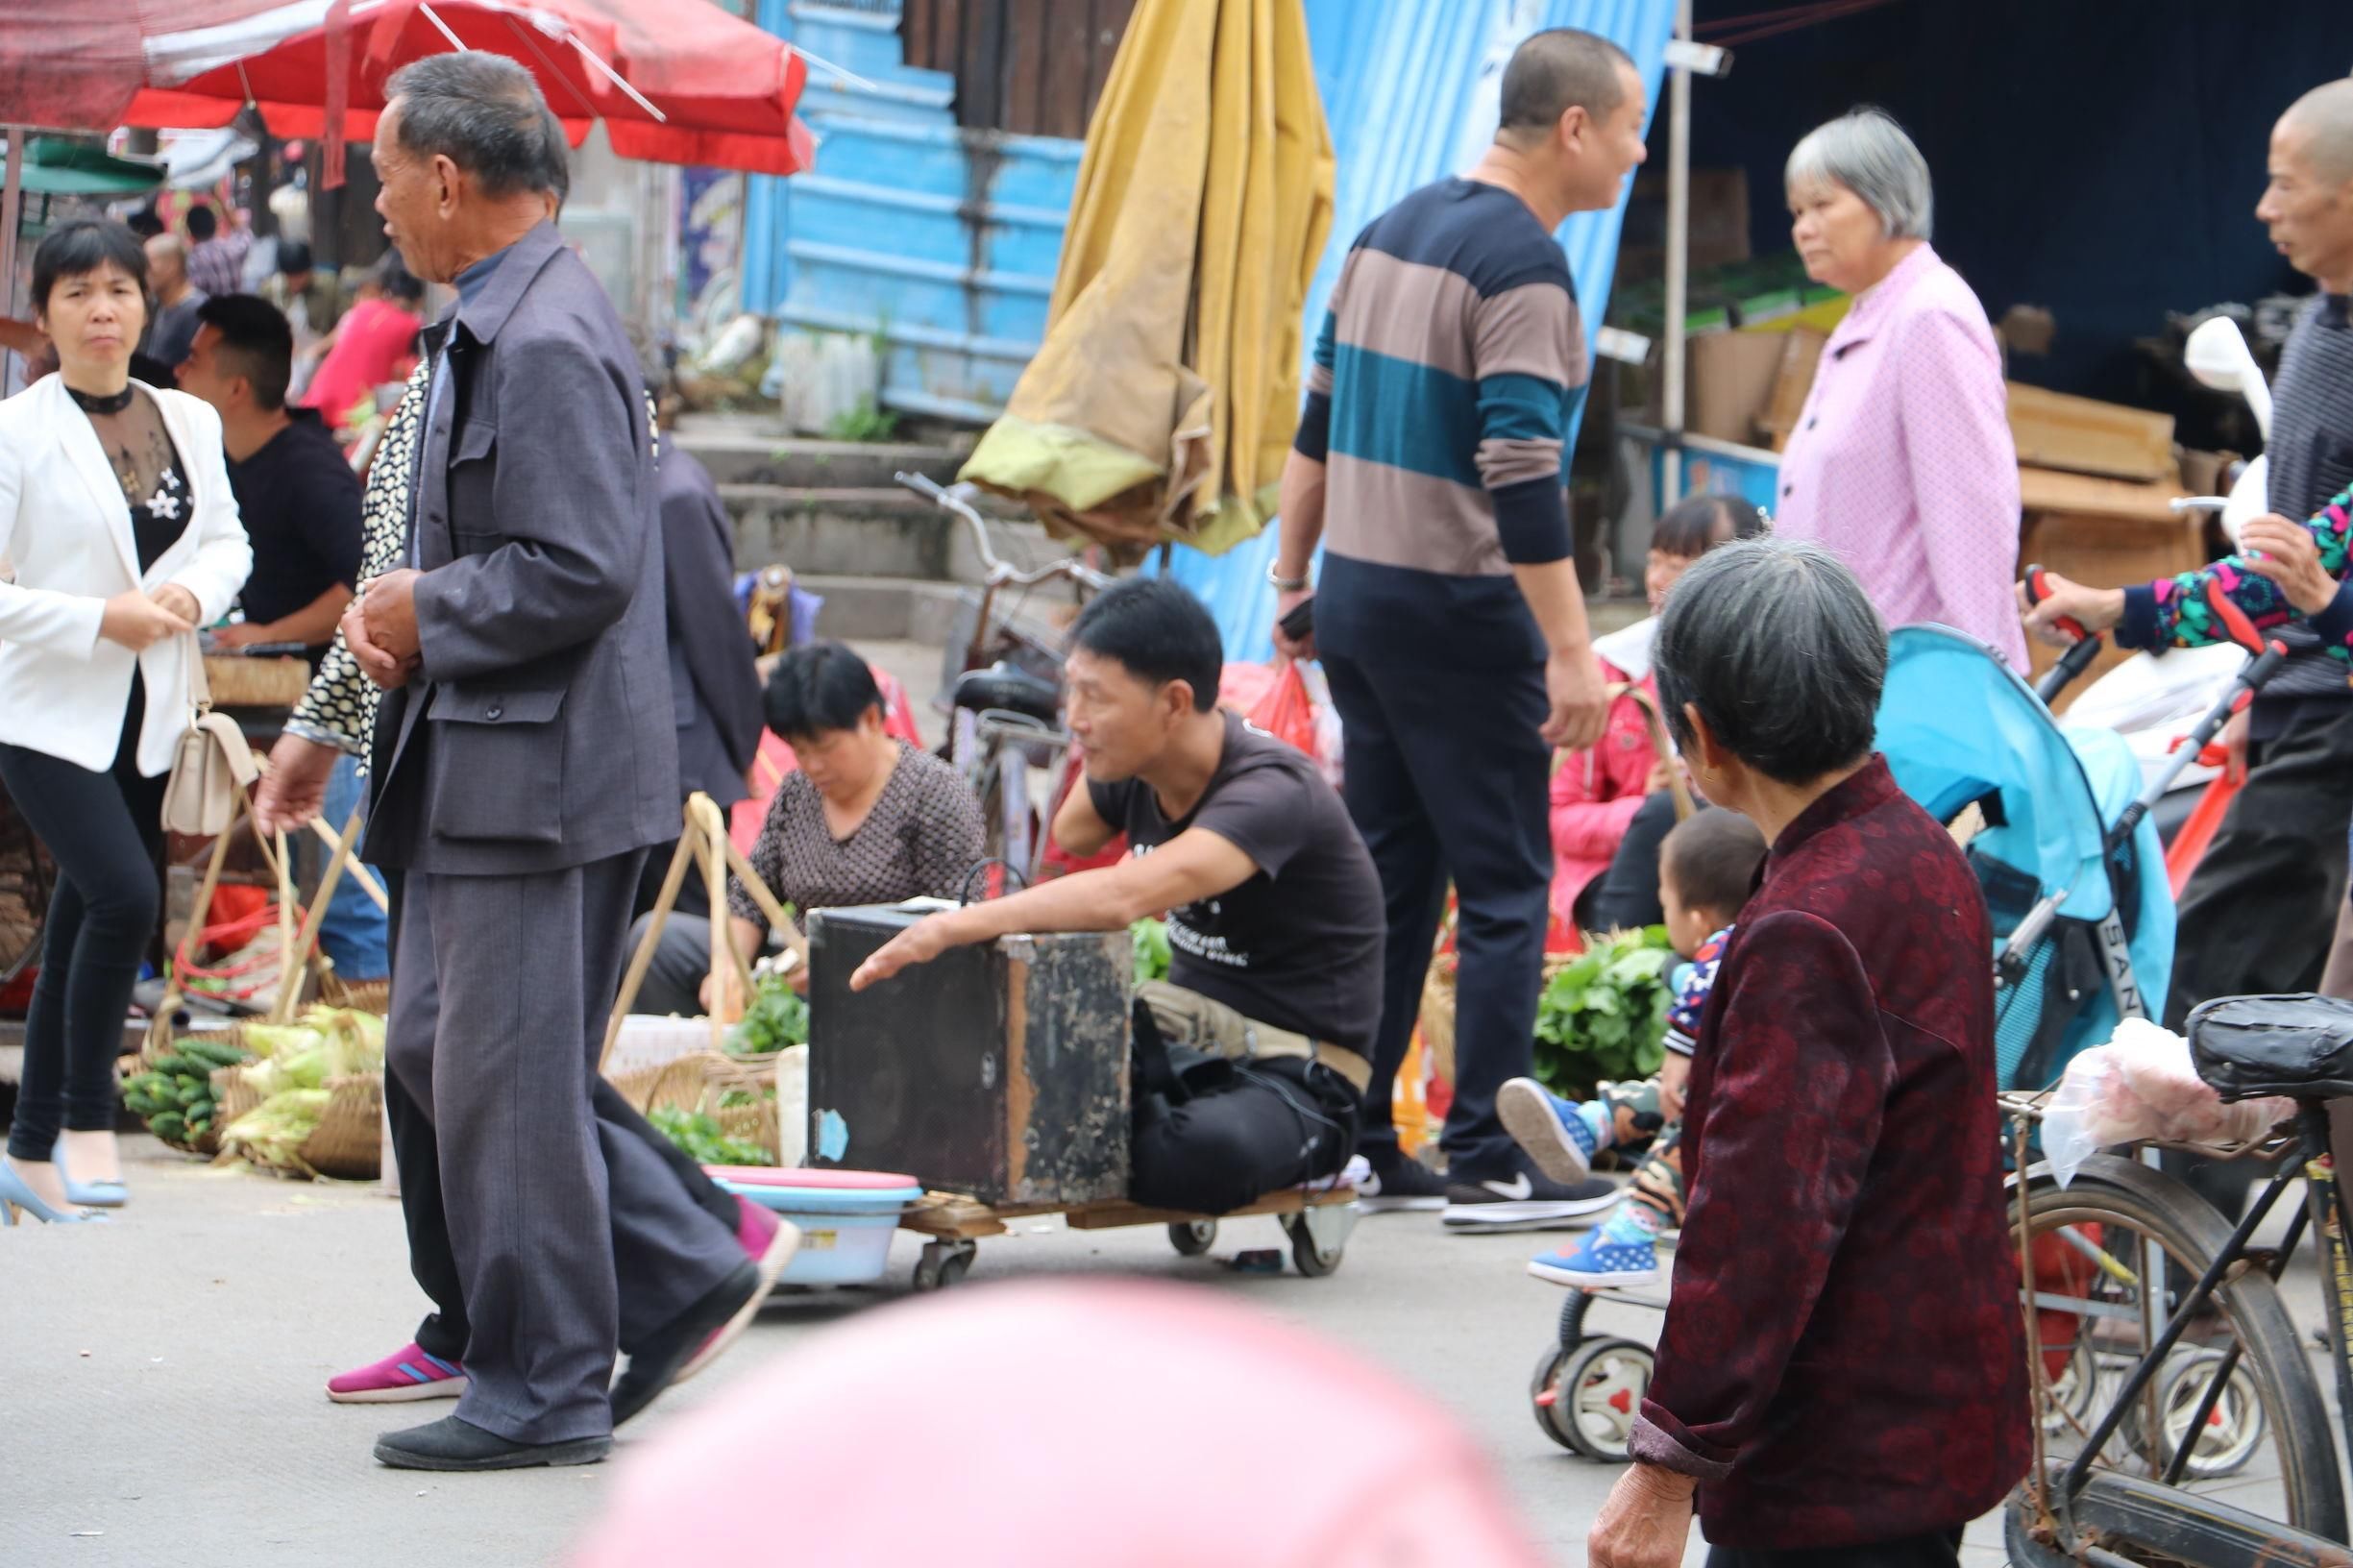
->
[385,850,742,1443]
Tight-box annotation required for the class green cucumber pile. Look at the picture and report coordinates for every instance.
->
[123,1036,253,1147]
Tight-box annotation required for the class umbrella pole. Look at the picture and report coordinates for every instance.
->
[1659,0,1692,508]
[1,128,22,388]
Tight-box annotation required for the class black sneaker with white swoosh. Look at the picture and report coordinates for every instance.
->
[1441,1164,1619,1232]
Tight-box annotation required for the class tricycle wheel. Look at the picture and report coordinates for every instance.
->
[1530,1345,1579,1451]
[1169,1219,1216,1257]
[1548,1337,1654,1462]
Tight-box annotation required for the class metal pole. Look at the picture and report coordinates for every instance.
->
[1659,1,1692,508]
[1,128,24,393]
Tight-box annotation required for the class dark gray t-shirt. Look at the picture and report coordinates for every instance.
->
[1091,713,1385,1058]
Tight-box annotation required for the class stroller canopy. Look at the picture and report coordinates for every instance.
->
[1875,626,2175,1078]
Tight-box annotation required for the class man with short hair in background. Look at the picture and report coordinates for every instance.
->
[140,234,207,374]
[184,204,245,299]
[1270,27,1645,1228]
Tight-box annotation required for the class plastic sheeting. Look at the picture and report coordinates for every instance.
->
[1153,0,1678,663]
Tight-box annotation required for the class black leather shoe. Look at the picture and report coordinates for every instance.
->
[610,1262,764,1428]
[373,1414,611,1472]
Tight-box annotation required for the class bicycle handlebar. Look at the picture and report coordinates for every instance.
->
[894,472,1115,594]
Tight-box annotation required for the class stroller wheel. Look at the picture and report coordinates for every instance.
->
[1534,1337,1654,1462]
[2120,1348,2267,1480]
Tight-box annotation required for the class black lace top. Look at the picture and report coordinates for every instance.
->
[69,382,191,573]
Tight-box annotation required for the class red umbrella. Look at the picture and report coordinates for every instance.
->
[122,0,815,179]
[0,2,307,134]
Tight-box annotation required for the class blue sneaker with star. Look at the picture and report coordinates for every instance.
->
[1527,1207,1660,1288]
[1496,1076,1602,1186]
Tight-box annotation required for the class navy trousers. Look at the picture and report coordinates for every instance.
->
[1321,652,1552,1179]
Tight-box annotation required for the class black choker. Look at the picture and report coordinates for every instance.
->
[64,383,135,415]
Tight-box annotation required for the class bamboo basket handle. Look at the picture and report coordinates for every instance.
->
[146,784,254,1053]
[601,811,699,1073]
[1610,682,1696,821]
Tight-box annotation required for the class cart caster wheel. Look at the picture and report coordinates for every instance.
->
[913,1239,976,1292]
[1534,1336,1654,1462]
[1282,1212,1344,1277]
[1169,1220,1217,1257]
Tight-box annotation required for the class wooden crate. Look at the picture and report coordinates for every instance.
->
[2019,465,2212,711]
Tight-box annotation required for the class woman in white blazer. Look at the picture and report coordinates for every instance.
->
[0,220,251,1223]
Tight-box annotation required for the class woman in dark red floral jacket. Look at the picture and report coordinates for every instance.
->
[1589,539,2029,1568]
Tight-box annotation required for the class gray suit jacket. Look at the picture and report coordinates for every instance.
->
[364,222,678,876]
[659,449,762,810]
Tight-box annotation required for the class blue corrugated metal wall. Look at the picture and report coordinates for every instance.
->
[1157,0,1677,662]
[745,0,1676,657]
[742,1,1081,423]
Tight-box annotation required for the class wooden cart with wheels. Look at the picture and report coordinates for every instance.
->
[897,1181,1360,1291]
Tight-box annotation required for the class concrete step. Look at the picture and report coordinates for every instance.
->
[674,417,969,490]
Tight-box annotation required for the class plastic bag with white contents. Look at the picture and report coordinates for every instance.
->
[2043,1017,2294,1187]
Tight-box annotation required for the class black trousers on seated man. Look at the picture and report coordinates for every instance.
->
[382,873,742,1368]
[1128,983,1360,1215]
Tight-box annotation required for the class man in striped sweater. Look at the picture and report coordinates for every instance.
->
[1271,28,1648,1229]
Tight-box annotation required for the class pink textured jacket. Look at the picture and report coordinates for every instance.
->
[1548,652,1661,926]
[1773,244,2027,672]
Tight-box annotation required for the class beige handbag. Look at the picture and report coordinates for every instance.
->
[161,643,260,837]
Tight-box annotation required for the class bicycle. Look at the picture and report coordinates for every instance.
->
[894,474,1113,884]
[1999,1017,2353,1567]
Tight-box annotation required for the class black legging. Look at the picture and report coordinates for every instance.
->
[0,681,167,1163]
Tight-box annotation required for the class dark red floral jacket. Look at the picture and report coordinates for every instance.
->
[1630,758,2030,1550]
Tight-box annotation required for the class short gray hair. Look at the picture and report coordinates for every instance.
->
[385,52,568,200]
[1784,108,1933,242]
[1654,538,1887,786]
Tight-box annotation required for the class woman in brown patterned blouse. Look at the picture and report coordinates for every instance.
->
[626,641,985,1017]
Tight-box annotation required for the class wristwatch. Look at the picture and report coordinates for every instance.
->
[1267,563,1311,593]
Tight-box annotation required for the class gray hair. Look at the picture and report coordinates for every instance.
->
[2284,78,2353,185]
[1654,538,1888,786]
[384,52,568,200]
[1784,108,1933,242]
[1499,28,1635,135]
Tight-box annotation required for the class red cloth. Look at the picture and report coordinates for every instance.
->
[119,0,813,176]
[1547,654,1659,926]
[1630,758,2030,1550]
[301,299,424,431]
[0,3,296,131]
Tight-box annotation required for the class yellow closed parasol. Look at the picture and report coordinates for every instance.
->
[958,0,1333,560]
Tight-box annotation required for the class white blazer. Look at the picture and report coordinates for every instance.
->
[0,376,253,775]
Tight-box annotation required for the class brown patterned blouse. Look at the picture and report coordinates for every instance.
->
[727,741,985,923]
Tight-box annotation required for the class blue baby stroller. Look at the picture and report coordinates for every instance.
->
[1527,611,2283,1464]
[1877,624,2177,1091]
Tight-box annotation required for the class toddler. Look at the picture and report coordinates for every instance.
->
[1499,807,1766,1287]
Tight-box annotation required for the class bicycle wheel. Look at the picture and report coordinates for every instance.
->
[2011,1153,2342,1552]
[2006,1469,2350,1568]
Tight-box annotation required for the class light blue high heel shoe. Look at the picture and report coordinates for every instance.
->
[51,1145,128,1210]
[0,1158,105,1226]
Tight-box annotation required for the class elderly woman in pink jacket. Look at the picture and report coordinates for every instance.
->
[1772,108,2026,672]
[1550,495,1765,933]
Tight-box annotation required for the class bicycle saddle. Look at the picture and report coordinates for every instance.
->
[952,662,1061,725]
[2189,993,2353,1101]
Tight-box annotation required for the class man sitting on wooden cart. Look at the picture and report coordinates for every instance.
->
[851,577,1385,1216]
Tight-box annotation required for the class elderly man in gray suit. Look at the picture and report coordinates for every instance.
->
[321,54,767,1472]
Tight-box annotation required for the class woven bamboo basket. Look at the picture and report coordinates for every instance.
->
[1419,948,1582,1094]
[214,1064,383,1181]
[201,653,309,707]
[609,1050,780,1160]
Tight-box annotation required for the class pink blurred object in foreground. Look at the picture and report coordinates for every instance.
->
[569,1280,1546,1568]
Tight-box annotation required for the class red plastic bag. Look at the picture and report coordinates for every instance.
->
[1246,660,1318,757]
